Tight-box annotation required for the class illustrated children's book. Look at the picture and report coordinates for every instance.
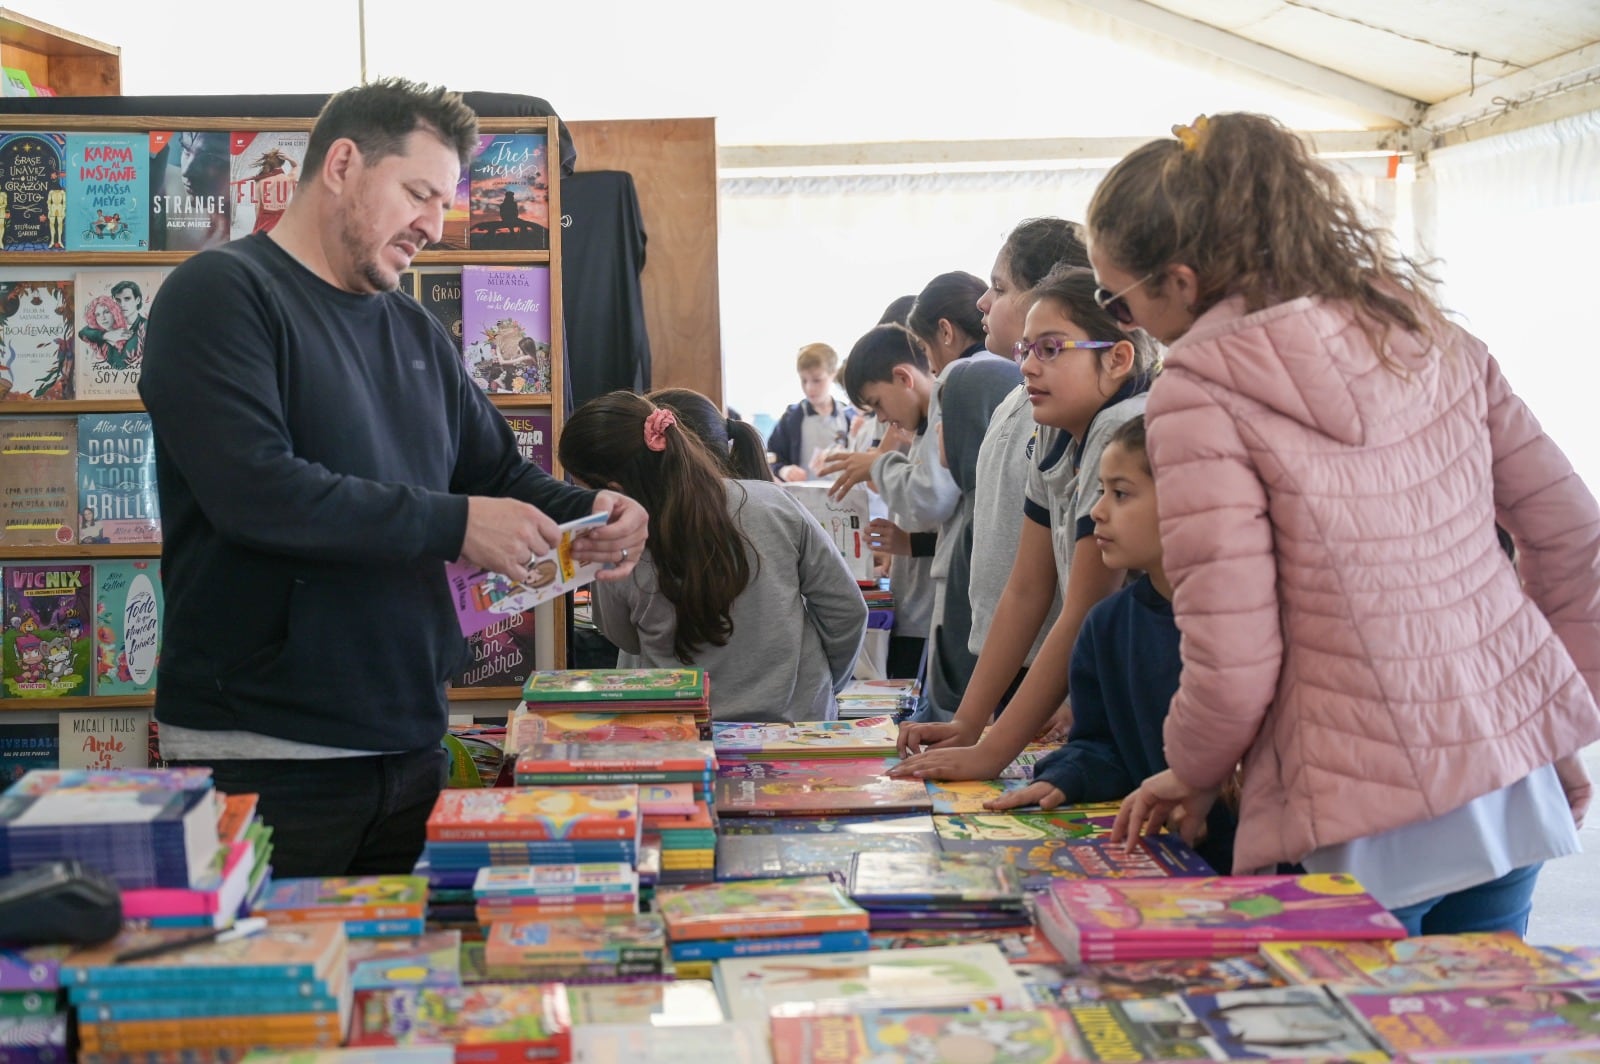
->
[512,710,700,746]
[481,913,664,971]
[345,930,463,991]
[443,511,608,637]
[769,1008,1080,1064]
[466,133,550,251]
[520,668,707,705]
[933,804,1124,842]
[714,777,930,818]
[514,742,715,781]
[1060,985,1387,1062]
[654,876,868,942]
[716,758,897,780]
[938,834,1214,891]
[564,978,726,1026]
[59,920,344,986]
[1,67,34,98]
[460,264,552,394]
[1038,955,1286,1006]
[715,830,942,882]
[1340,983,1600,1057]
[228,131,307,238]
[64,133,148,252]
[923,779,1035,814]
[717,814,936,837]
[72,273,167,399]
[779,481,876,582]
[1044,874,1406,963]
[0,132,66,251]
[93,561,163,697]
[75,411,160,537]
[714,942,1031,1023]
[847,851,1024,909]
[0,281,74,402]
[148,131,230,251]
[3,562,93,698]
[572,1021,774,1064]
[347,984,571,1062]
[710,718,899,759]
[256,875,429,923]
[0,416,75,546]
[425,785,640,843]
[1261,933,1600,993]
[57,709,151,770]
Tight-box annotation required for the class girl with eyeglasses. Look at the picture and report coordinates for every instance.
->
[891,266,1157,783]
[1095,112,1598,936]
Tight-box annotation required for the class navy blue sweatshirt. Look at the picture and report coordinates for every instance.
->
[1032,574,1237,871]
[139,235,594,751]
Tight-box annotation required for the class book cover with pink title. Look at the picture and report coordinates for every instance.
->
[460,264,551,395]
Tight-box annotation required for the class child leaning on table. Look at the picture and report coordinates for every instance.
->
[985,415,1238,874]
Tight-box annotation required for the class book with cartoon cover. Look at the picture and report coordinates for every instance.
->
[1038,955,1286,1006]
[424,785,640,843]
[64,132,148,252]
[714,777,930,818]
[512,709,700,746]
[716,757,896,780]
[0,281,74,402]
[343,930,462,991]
[769,1008,1079,1064]
[933,805,1124,842]
[93,560,163,697]
[1261,933,1600,993]
[460,264,551,394]
[59,922,344,986]
[654,876,868,942]
[514,741,715,779]
[564,979,726,1026]
[347,984,570,1059]
[716,831,942,882]
[443,511,608,637]
[1339,984,1600,1057]
[717,814,936,837]
[72,271,167,399]
[710,718,899,759]
[714,943,1029,1022]
[1062,985,1386,1062]
[520,668,706,704]
[256,875,428,922]
[482,913,664,970]
[472,863,638,897]
[939,834,1213,891]
[3,562,92,698]
[923,778,1035,814]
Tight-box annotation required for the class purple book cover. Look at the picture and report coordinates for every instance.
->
[0,948,65,991]
[443,511,607,637]
[2,563,92,698]
[460,265,551,395]
[1053,874,1405,943]
[939,835,1213,892]
[503,412,553,472]
[452,608,536,690]
[1340,983,1600,1056]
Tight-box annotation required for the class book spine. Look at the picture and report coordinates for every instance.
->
[68,979,330,1003]
[668,913,869,940]
[344,918,427,938]
[78,996,339,1021]
[669,929,870,960]
[59,963,321,987]
[427,822,637,842]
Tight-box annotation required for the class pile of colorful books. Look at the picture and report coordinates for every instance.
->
[472,862,639,924]
[347,983,571,1060]
[654,875,871,981]
[710,717,900,766]
[120,790,271,931]
[1034,873,1407,964]
[834,678,919,720]
[0,768,220,891]
[515,667,711,734]
[60,921,351,1057]
[0,946,67,1064]
[420,785,642,934]
[476,912,668,982]
[254,874,429,938]
[639,782,717,888]
[845,850,1029,933]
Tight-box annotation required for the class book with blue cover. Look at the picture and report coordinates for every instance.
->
[75,413,160,542]
[93,560,162,697]
[59,922,345,987]
[63,133,147,252]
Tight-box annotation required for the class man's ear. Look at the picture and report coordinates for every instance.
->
[320,138,361,193]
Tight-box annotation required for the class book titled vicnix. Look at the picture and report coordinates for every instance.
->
[444,511,607,637]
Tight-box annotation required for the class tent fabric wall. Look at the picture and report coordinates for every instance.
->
[1419,108,1600,488]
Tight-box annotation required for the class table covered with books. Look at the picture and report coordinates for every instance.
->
[2,668,1598,1064]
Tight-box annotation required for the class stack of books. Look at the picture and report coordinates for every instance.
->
[508,706,700,746]
[845,850,1029,933]
[60,921,350,1058]
[1259,931,1600,993]
[654,876,871,980]
[710,717,900,766]
[834,678,919,720]
[420,785,642,934]
[770,1006,1078,1062]
[638,782,716,888]
[713,776,930,820]
[475,913,668,983]
[515,668,711,732]
[1034,873,1406,964]
[472,863,639,924]
[0,946,67,1064]
[254,874,429,938]
[936,808,1215,892]
[0,768,220,891]
[345,930,464,992]
[347,983,571,1061]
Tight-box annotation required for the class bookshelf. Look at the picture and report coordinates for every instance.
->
[0,8,120,97]
[0,111,569,716]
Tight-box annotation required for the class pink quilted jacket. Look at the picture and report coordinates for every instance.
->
[1147,295,1600,873]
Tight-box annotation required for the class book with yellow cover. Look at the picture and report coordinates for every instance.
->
[655,876,868,942]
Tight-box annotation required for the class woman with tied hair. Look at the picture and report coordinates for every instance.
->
[646,387,772,482]
[1096,113,1599,936]
[559,391,866,723]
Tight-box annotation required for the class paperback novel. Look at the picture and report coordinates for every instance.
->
[0,416,76,546]
[503,411,553,472]
[521,668,707,704]
[460,264,552,395]
[228,131,306,238]
[76,413,160,541]
[57,709,151,770]
[148,132,230,251]
[443,512,608,637]
[0,281,74,401]
[93,560,163,696]
[0,132,66,251]
[64,133,148,252]
[2,562,93,698]
[72,272,166,399]
[466,133,550,250]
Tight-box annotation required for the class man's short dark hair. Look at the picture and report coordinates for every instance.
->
[842,324,927,409]
[303,77,479,177]
[110,280,142,304]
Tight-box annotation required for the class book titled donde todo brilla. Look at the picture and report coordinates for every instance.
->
[444,512,609,637]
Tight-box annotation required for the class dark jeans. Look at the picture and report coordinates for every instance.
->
[1388,863,1543,937]
[173,747,447,878]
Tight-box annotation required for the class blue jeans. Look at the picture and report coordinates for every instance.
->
[1388,863,1543,937]
[172,746,447,878]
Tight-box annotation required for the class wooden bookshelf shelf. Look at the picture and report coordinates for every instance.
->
[448,687,523,702]
[0,249,550,268]
[1,694,153,712]
[0,8,120,98]
[0,544,161,560]
[0,399,146,413]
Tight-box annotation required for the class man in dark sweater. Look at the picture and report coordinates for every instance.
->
[139,79,647,878]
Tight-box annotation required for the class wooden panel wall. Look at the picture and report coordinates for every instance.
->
[565,117,722,406]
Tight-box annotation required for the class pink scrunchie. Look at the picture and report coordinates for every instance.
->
[643,408,677,452]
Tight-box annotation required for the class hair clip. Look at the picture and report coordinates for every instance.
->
[1172,114,1211,152]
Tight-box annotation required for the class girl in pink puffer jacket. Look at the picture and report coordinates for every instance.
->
[1088,113,1600,937]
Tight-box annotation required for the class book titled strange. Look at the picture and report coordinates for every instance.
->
[443,511,607,637]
